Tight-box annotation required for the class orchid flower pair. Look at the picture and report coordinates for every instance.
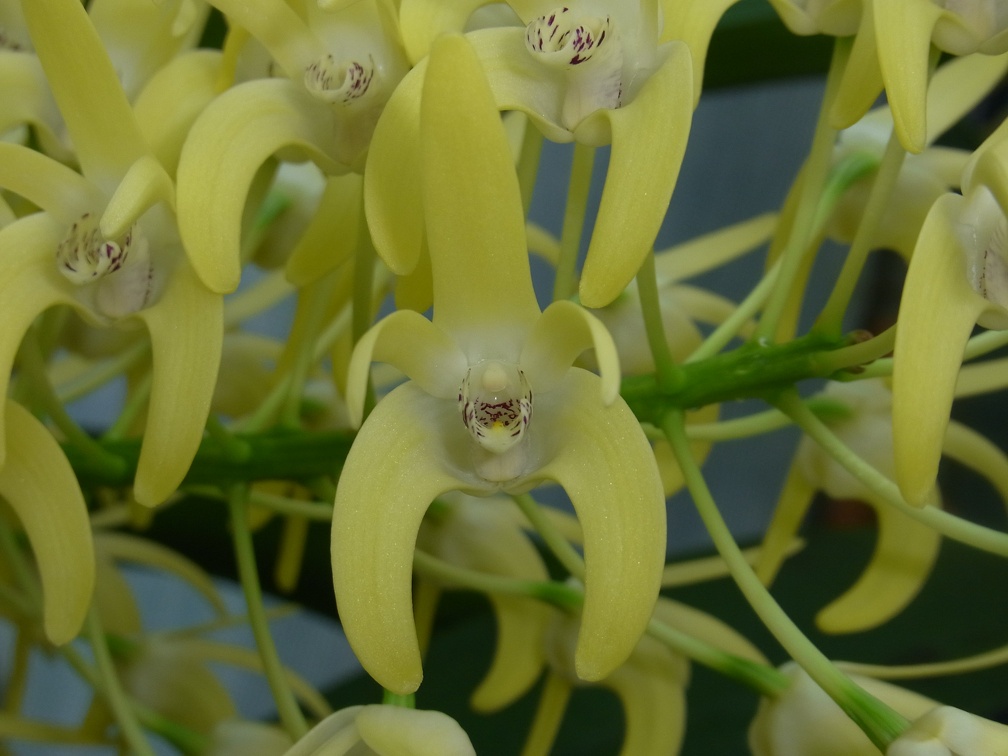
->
[331,34,666,695]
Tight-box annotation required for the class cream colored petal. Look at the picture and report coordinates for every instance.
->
[332,384,466,694]
[816,492,940,633]
[533,369,666,682]
[0,143,100,223]
[0,401,93,645]
[133,49,223,175]
[577,42,693,307]
[356,705,476,756]
[364,62,425,276]
[655,213,776,282]
[421,35,541,348]
[892,193,990,505]
[873,0,944,153]
[0,216,76,466]
[830,9,883,130]
[283,707,361,756]
[754,461,816,587]
[285,174,362,286]
[520,300,620,404]
[346,310,467,426]
[101,155,177,240]
[888,706,1008,755]
[22,0,148,189]
[176,80,343,293]
[134,262,223,506]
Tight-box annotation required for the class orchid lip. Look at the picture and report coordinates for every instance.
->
[459,360,533,456]
[56,213,131,285]
[304,53,377,104]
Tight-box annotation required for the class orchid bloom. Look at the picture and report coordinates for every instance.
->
[176,0,409,293]
[756,380,941,633]
[332,35,665,695]
[887,705,1008,755]
[367,0,694,307]
[771,0,1008,152]
[892,121,1008,505]
[0,0,223,506]
[283,705,475,756]
[748,662,937,756]
[0,400,93,645]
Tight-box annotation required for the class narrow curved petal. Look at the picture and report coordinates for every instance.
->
[101,155,177,240]
[655,213,776,282]
[134,262,223,506]
[346,310,467,426]
[1,401,93,645]
[521,300,620,404]
[874,0,944,153]
[653,598,768,664]
[0,144,100,223]
[830,9,883,130]
[578,42,693,307]
[399,0,495,63]
[892,194,989,505]
[0,52,67,159]
[422,35,540,346]
[22,0,148,189]
[607,648,686,756]
[364,62,425,276]
[176,80,343,293]
[285,174,362,286]
[661,0,742,105]
[332,384,466,694]
[356,705,476,755]
[942,420,1008,507]
[815,491,939,633]
[925,52,1008,145]
[0,216,76,466]
[754,462,817,587]
[132,50,223,174]
[533,369,666,682]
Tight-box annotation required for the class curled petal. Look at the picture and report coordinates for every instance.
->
[176,80,343,293]
[101,155,177,240]
[534,369,666,682]
[661,0,742,106]
[830,9,882,131]
[0,401,94,644]
[521,299,620,404]
[577,42,693,307]
[134,262,223,506]
[421,35,541,351]
[332,385,467,694]
[346,310,467,426]
[892,193,991,505]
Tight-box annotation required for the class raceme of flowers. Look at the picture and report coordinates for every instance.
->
[1,0,1008,755]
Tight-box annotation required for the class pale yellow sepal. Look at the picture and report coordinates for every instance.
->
[285,174,363,286]
[101,155,177,240]
[399,0,496,64]
[22,0,148,192]
[830,9,883,132]
[653,597,768,665]
[534,370,665,683]
[754,461,817,588]
[176,80,343,293]
[0,400,94,645]
[942,420,1008,507]
[888,705,1008,755]
[0,51,69,160]
[134,261,223,506]
[892,193,989,505]
[577,41,693,308]
[0,143,100,224]
[767,0,860,36]
[660,0,742,106]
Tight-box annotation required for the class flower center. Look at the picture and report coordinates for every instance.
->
[459,360,532,455]
[56,213,153,318]
[966,210,1008,311]
[525,6,623,129]
[304,53,376,104]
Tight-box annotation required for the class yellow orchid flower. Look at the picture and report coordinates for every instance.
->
[756,380,940,634]
[176,0,409,293]
[888,705,1008,755]
[748,662,937,756]
[0,0,223,506]
[892,123,1008,505]
[368,0,694,307]
[0,399,93,645]
[332,35,665,695]
[284,705,475,756]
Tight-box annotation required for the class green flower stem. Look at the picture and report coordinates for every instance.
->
[189,485,333,522]
[645,618,788,697]
[776,390,1008,557]
[512,493,586,581]
[815,326,896,376]
[412,550,582,610]
[815,133,906,337]
[552,143,594,302]
[859,329,1008,380]
[227,485,308,740]
[666,396,849,443]
[383,691,416,708]
[755,38,849,342]
[637,251,685,391]
[841,642,1008,680]
[517,120,545,215]
[205,415,252,463]
[102,370,152,441]
[662,409,908,751]
[54,340,150,404]
[16,329,126,479]
[84,609,157,756]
